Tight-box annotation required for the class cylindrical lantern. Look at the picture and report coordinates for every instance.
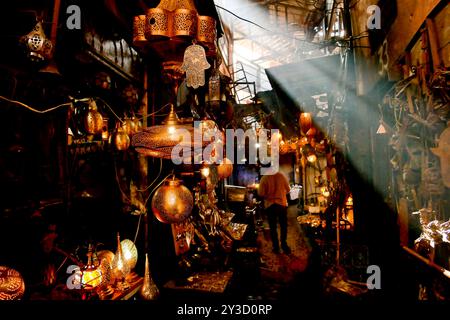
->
[299,113,312,135]
[84,100,104,135]
[173,9,197,37]
[145,8,171,39]
[197,15,216,45]
[133,15,147,46]
[151,178,193,224]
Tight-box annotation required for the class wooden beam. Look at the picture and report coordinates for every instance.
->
[426,18,443,70]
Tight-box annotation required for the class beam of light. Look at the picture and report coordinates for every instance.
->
[214,0,332,100]
[215,0,393,204]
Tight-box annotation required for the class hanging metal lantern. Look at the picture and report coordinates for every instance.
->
[133,15,147,46]
[20,21,53,63]
[173,8,197,37]
[145,8,171,39]
[299,113,312,135]
[217,158,233,179]
[151,177,193,224]
[122,116,137,137]
[197,16,216,47]
[132,104,206,160]
[84,99,104,135]
[111,124,131,151]
[208,68,221,108]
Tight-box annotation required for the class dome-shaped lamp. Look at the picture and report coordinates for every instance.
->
[132,104,195,160]
[151,176,193,224]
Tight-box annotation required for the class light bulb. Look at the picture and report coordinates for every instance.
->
[346,195,353,207]
[307,154,317,163]
[167,191,176,206]
[321,187,330,198]
[255,143,260,148]
[168,126,176,135]
[200,166,210,178]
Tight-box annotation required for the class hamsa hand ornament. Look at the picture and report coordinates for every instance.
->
[181,44,210,89]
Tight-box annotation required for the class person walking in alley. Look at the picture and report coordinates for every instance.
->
[258,170,291,254]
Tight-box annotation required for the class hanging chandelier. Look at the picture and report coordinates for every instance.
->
[133,0,217,54]
[131,104,210,160]
[132,104,195,160]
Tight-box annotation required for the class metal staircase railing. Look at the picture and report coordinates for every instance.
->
[231,61,256,104]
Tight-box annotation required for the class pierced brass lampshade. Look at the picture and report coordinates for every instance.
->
[132,104,203,160]
[301,143,317,163]
[120,239,138,270]
[140,253,159,300]
[140,0,217,55]
[81,265,102,290]
[151,177,193,224]
[111,233,131,282]
[0,266,25,300]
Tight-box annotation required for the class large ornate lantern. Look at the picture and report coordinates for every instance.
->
[134,0,217,57]
[151,177,194,224]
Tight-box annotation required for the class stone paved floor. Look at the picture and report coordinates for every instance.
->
[253,205,315,300]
